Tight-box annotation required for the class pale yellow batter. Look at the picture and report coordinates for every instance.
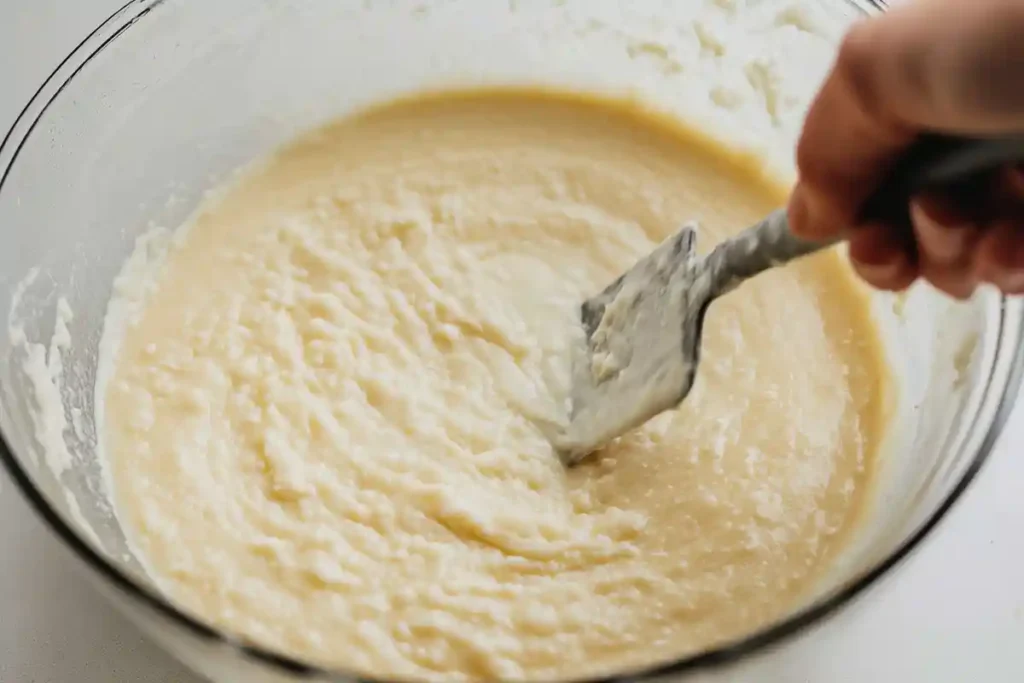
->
[103,91,889,681]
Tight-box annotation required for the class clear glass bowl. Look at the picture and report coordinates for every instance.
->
[0,0,1020,681]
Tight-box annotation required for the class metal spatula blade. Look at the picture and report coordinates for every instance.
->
[556,133,1024,466]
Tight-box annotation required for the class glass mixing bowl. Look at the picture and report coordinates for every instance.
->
[0,0,1020,681]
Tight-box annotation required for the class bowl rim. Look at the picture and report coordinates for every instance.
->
[1,0,1021,681]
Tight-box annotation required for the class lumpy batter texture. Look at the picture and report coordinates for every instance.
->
[103,91,888,681]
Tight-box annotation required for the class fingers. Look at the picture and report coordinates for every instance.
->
[911,196,981,299]
[848,222,918,292]
[911,196,979,266]
[844,165,1024,297]
[975,220,1024,294]
[905,166,1024,297]
[973,166,1024,294]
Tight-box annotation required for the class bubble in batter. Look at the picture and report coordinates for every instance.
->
[101,89,890,681]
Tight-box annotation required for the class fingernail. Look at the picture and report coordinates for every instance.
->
[911,197,971,264]
[788,186,851,239]
[856,258,900,279]
[854,251,910,290]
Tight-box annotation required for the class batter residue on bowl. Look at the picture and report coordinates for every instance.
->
[101,89,889,681]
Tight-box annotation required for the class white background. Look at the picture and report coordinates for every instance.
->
[0,1,1022,681]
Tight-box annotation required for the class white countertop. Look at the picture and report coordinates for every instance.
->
[1,1,1023,681]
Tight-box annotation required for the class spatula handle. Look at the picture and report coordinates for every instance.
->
[708,133,1024,296]
[861,133,1024,222]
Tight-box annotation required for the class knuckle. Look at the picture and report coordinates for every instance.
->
[794,134,824,183]
[836,25,873,80]
[835,25,885,120]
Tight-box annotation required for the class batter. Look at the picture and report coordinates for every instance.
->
[102,90,889,681]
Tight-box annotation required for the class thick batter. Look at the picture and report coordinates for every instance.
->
[103,91,889,681]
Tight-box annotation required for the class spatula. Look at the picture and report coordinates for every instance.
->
[557,133,1024,465]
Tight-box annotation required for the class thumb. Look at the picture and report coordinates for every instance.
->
[789,0,1024,240]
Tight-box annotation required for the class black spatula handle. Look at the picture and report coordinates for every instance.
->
[861,132,1024,222]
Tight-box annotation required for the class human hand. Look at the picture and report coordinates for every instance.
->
[788,0,1024,298]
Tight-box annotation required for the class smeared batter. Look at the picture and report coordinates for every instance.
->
[102,90,888,681]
